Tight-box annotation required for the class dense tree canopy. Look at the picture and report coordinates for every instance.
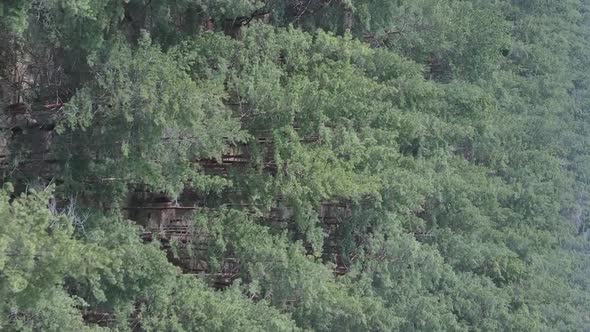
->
[1,0,589,330]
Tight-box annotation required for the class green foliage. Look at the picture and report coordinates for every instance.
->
[192,208,402,331]
[1,0,590,331]
[0,186,104,331]
[0,0,32,34]
[57,34,243,203]
[0,187,301,330]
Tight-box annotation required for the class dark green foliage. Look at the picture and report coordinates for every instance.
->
[57,34,243,203]
[0,188,300,331]
[1,0,590,331]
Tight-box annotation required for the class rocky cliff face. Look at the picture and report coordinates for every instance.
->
[0,103,59,186]
[1,103,357,287]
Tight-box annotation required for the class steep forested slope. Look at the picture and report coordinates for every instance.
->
[0,0,589,331]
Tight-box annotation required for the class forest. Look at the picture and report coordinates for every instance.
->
[0,0,589,331]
